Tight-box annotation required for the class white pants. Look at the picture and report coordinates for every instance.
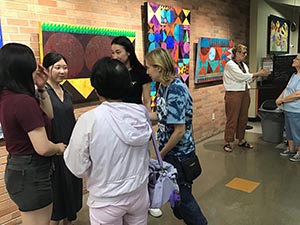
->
[89,184,149,225]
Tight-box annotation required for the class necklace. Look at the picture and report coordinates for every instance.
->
[233,60,246,73]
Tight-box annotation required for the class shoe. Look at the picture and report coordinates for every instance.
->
[280,149,297,156]
[149,208,162,217]
[238,140,253,149]
[223,143,232,152]
[289,152,300,162]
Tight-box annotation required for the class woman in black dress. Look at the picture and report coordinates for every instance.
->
[43,52,82,225]
[111,36,152,111]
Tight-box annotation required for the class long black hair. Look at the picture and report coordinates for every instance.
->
[0,43,37,95]
[111,36,145,72]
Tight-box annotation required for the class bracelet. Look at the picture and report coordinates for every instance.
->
[37,88,46,93]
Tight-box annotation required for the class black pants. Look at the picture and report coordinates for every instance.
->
[164,152,208,225]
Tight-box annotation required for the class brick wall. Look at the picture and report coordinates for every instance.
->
[0,0,250,224]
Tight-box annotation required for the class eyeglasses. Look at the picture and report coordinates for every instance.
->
[239,51,247,55]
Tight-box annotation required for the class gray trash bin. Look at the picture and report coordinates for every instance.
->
[258,100,284,144]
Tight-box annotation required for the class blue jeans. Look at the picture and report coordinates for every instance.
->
[284,111,300,148]
[164,152,208,225]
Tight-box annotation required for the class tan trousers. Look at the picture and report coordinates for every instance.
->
[224,89,250,143]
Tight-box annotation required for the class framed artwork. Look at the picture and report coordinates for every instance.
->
[194,37,233,84]
[142,1,191,109]
[267,15,290,55]
[39,22,136,104]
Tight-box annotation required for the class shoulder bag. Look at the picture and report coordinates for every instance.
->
[142,106,179,208]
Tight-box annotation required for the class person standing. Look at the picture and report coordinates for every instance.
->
[223,44,270,152]
[145,48,208,225]
[64,57,152,225]
[111,36,162,217]
[111,36,152,111]
[42,52,82,225]
[276,54,300,161]
[0,43,65,225]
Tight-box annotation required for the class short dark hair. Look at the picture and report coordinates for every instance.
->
[91,57,130,100]
[42,52,67,68]
[0,43,37,95]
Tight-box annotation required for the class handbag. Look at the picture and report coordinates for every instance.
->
[148,158,178,208]
[142,106,179,208]
[179,152,202,182]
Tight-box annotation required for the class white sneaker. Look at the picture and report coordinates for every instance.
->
[149,208,162,217]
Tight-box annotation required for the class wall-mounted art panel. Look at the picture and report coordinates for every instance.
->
[267,15,290,55]
[143,1,190,109]
[194,37,233,84]
[39,22,136,104]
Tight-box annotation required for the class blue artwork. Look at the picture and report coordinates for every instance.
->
[144,2,191,109]
[194,37,233,84]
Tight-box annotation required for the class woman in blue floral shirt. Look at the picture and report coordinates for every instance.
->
[145,48,207,225]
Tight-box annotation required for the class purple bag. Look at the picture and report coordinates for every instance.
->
[142,105,179,208]
[148,158,178,208]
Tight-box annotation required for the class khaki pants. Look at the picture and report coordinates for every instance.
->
[224,89,250,143]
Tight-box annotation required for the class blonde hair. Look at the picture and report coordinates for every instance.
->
[145,48,176,83]
[232,44,247,59]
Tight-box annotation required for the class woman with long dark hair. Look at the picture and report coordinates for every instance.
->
[111,36,152,111]
[0,43,65,225]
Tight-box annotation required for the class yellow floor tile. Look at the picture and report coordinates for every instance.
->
[225,177,260,193]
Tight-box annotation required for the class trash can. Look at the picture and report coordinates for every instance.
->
[258,100,284,144]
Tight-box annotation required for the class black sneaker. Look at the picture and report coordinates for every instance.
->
[290,153,300,162]
[280,149,297,156]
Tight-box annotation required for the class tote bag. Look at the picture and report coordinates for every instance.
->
[141,105,179,208]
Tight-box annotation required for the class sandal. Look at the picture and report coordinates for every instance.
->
[223,144,232,152]
[238,141,253,149]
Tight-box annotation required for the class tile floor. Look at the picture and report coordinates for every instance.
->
[73,121,300,225]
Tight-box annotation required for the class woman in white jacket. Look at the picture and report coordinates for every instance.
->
[223,44,270,152]
[64,57,152,225]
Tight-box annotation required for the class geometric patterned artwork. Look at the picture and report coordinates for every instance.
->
[194,37,234,84]
[143,2,190,109]
[39,22,136,104]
